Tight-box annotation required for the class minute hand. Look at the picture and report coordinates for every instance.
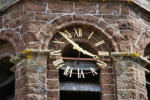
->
[59,32,97,58]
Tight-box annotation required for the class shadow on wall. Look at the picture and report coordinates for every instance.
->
[0,40,15,100]
[144,43,150,100]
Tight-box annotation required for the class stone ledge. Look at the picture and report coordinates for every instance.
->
[0,0,20,13]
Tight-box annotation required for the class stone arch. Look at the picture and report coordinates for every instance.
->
[144,43,150,100]
[144,43,150,58]
[39,14,118,51]
[0,29,24,53]
[0,40,15,100]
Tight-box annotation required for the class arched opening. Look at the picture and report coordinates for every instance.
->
[60,43,101,100]
[144,43,150,100]
[0,40,15,100]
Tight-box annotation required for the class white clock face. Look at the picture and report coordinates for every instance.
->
[49,26,111,78]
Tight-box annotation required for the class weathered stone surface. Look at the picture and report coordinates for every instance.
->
[27,73,46,84]
[47,80,59,89]
[48,2,73,13]
[99,3,121,15]
[75,2,97,14]
[121,4,130,15]
[101,74,114,84]
[22,31,37,44]
[47,70,59,79]
[118,20,134,31]
[102,85,115,94]
[47,91,59,100]
[35,13,57,21]
[0,1,149,100]
[24,0,46,12]
[27,94,46,100]
[26,65,47,74]
[117,90,136,99]
[21,21,46,34]
[11,3,23,19]
[102,95,116,100]
[26,84,47,94]
[60,15,73,24]
[10,12,34,28]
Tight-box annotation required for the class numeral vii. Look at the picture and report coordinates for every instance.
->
[64,66,73,77]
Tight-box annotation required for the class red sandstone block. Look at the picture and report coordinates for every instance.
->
[11,3,23,19]
[121,4,130,15]
[48,80,59,89]
[101,74,114,84]
[24,0,46,12]
[85,15,99,25]
[48,2,73,13]
[97,20,108,30]
[22,31,37,44]
[21,21,46,34]
[47,70,59,79]
[51,18,62,29]
[47,64,57,70]
[73,14,85,22]
[35,13,57,21]
[102,85,115,94]
[60,15,74,24]
[101,68,113,73]
[102,95,116,100]
[47,91,59,100]
[10,12,34,28]
[75,2,97,14]
[99,3,121,15]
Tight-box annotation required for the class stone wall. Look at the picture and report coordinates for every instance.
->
[0,0,150,100]
[116,61,147,100]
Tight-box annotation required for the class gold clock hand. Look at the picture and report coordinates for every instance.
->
[59,31,107,69]
[59,31,84,52]
[59,31,99,58]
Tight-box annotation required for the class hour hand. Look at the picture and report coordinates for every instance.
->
[59,31,98,57]
[59,31,83,52]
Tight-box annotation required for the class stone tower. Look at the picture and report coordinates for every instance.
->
[0,0,150,100]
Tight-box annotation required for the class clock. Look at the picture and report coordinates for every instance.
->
[49,26,111,78]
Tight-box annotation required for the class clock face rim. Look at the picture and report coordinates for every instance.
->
[49,26,111,78]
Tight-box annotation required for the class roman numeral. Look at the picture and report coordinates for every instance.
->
[52,59,64,69]
[90,68,98,76]
[63,66,73,77]
[88,32,94,40]
[74,28,82,37]
[53,38,64,44]
[77,69,85,78]
[95,40,105,47]
[98,51,109,56]
[59,30,72,38]
[51,50,61,56]
[96,60,107,69]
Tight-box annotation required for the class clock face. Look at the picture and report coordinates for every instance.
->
[49,26,111,78]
